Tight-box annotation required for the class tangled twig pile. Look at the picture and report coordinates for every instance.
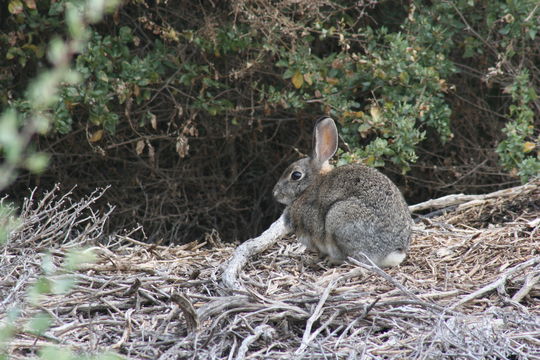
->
[1,180,539,359]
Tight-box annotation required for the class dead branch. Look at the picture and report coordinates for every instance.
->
[234,324,276,360]
[409,181,538,212]
[511,270,540,303]
[348,257,449,314]
[449,256,540,310]
[8,184,113,249]
[296,278,337,354]
[171,292,199,333]
[221,213,288,291]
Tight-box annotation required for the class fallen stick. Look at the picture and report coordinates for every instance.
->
[222,214,288,291]
[511,270,540,303]
[234,324,276,360]
[408,181,537,213]
[348,257,448,314]
[296,279,337,354]
[448,256,540,310]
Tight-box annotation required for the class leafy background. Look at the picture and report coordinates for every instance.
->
[1,0,539,243]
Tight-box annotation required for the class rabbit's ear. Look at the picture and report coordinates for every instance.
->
[312,117,338,167]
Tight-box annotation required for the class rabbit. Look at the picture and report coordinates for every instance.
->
[273,116,413,267]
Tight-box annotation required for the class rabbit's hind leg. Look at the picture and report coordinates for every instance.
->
[317,234,345,264]
[325,200,385,266]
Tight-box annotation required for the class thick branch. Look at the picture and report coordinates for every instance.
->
[222,214,288,291]
[409,182,537,212]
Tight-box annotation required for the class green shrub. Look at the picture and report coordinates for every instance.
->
[496,70,539,181]
[428,0,539,181]
[1,0,121,190]
[1,0,538,243]
[2,1,538,177]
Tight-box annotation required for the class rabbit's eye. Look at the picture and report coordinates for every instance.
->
[291,171,303,181]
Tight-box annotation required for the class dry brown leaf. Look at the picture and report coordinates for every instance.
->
[303,73,313,86]
[176,135,189,158]
[89,130,104,143]
[136,140,145,155]
[523,141,535,153]
[24,0,36,9]
[147,140,155,165]
[370,106,382,123]
[149,112,157,130]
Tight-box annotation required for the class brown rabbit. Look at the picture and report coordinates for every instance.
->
[273,117,413,267]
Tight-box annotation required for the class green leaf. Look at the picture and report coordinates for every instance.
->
[63,248,96,271]
[0,110,21,160]
[83,352,124,360]
[25,152,50,173]
[8,0,24,14]
[86,0,121,23]
[25,312,52,335]
[399,72,409,84]
[52,277,76,294]
[41,252,56,276]
[119,26,133,42]
[63,69,82,85]
[28,277,52,303]
[0,228,8,245]
[39,346,74,360]
[6,47,25,60]
[28,72,60,109]
[0,323,16,343]
[32,111,51,134]
[282,68,294,79]
[65,2,85,40]
[0,203,18,245]
[48,37,68,66]
[97,70,109,82]
[6,307,21,323]
[498,26,510,35]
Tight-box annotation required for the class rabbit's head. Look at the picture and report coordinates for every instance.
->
[273,117,338,205]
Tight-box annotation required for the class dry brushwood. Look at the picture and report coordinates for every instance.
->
[9,184,114,249]
[0,180,539,359]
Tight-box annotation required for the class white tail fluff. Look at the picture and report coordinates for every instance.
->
[379,251,407,267]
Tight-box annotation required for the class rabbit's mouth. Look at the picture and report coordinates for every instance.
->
[273,188,292,205]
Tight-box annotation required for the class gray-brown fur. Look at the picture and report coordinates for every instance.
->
[273,117,413,266]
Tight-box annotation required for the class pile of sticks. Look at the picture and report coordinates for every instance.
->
[1,180,539,359]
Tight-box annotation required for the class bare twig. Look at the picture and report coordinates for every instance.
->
[235,324,276,360]
[449,256,540,310]
[296,279,337,354]
[511,268,540,303]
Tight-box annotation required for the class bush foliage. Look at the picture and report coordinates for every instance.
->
[1,0,539,242]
